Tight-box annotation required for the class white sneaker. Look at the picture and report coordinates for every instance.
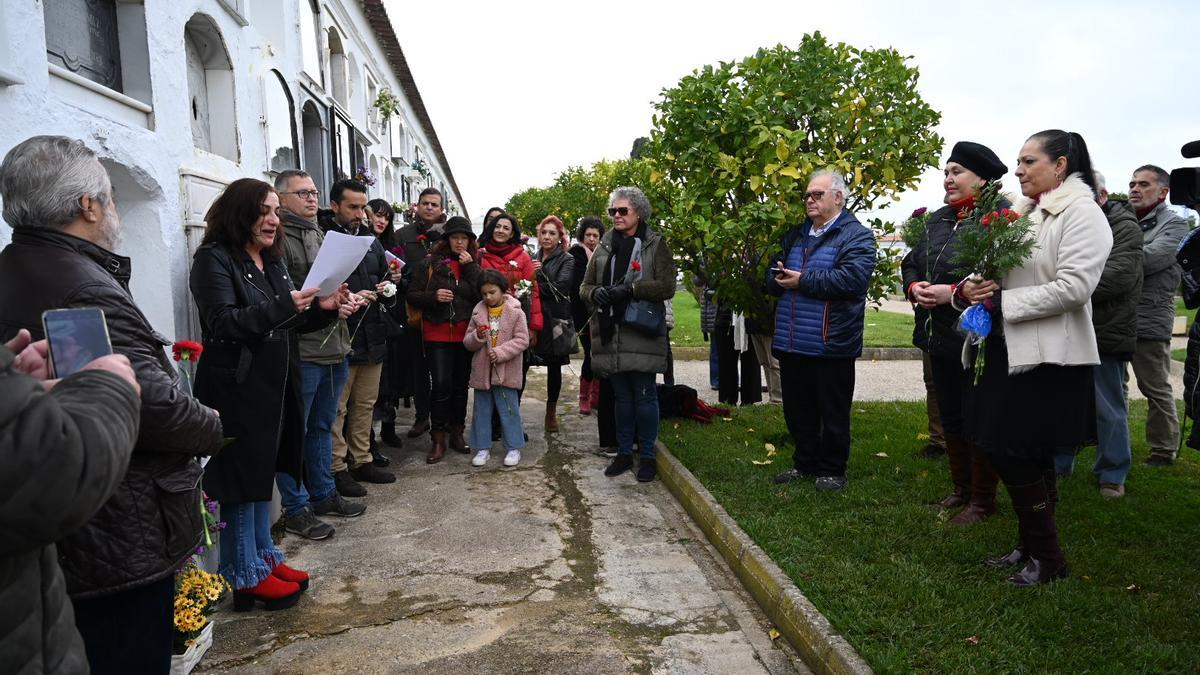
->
[471,450,490,467]
[503,449,521,466]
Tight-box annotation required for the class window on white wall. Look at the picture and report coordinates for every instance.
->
[264,71,298,173]
[44,0,152,106]
[328,28,347,108]
[299,0,322,86]
[184,14,237,161]
[365,72,379,134]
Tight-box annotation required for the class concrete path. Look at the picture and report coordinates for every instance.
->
[201,381,805,674]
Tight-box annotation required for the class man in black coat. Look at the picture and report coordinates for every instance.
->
[393,187,444,438]
[0,136,224,672]
[319,179,396,494]
[0,331,140,675]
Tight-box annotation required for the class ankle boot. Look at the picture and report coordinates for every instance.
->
[949,444,998,525]
[938,433,971,508]
[448,425,468,453]
[579,377,592,415]
[1003,478,1068,586]
[233,574,303,611]
[270,562,310,591]
[545,402,559,432]
[381,424,403,448]
[427,430,447,464]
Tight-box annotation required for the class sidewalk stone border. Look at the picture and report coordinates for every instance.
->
[655,444,874,675]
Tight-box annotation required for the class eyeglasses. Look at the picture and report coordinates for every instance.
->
[803,190,826,202]
[284,190,320,200]
[607,207,630,217]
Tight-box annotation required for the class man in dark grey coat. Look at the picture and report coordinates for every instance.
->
[1054,172,1142,497]
[1127,165,1188,465]
[0,330,141,674]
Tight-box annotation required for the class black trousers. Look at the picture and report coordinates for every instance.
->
[598,377,616,447]
[403,328,431,422]
[74,575,175,675]
[715,327,761,406]
[426,342,471,431]
[779,353,855,477]
[928,352,968,436]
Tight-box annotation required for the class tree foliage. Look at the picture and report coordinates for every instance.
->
[505,157,673,235]
[644,32,942,313]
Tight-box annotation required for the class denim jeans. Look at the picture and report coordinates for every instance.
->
[708,340,720,389]
[1056,357,1132,484]
[609,370,659,459]
[218,500,284,590]
[469,386,525,450]
[277,358,348,515]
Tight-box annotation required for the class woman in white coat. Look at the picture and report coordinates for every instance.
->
[959,130,1112,586]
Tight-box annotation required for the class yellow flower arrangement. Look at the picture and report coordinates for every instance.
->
[173,561,229,653]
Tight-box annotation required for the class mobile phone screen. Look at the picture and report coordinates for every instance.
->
[42,308,113,378]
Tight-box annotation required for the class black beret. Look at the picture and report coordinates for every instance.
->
[948,141,1007,181]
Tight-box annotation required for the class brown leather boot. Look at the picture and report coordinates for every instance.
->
[448,425,468,453]
[949,444,998,525]
[426,431,447,464]
[938,433,971,508]
[1003,478,1068,586]
[545,402,559,432]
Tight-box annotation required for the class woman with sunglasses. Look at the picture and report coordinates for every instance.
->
[581,187,676,482]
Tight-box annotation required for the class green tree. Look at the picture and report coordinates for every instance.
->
[644,32,942,312]
[505,157,669,236]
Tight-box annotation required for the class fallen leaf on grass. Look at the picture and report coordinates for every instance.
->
[765,443,777,457]
[964,635,980,646]
[768,628,781,641]
[722,417,733,422]
[916,432,930,441]
[874,452,889,458]
[673,423,679,429]
[751,460,772,466]
[1126,584,1140,593]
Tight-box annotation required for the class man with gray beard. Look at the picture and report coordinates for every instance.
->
[0,135,224,673]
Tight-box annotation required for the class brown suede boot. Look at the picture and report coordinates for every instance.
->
[426,431,447,464]
[949,444,998,525]
[937,433,971,508]
[449,425,468,453]
[545,402,559,432]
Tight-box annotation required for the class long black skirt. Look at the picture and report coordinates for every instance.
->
[963,334,1095,459]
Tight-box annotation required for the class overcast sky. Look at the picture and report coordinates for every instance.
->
[388,0,1198,225]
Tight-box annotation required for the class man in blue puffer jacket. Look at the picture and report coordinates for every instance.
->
[766,169,876,492]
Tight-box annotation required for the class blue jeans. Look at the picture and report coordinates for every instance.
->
[469,386,525,450]
[1056,357,1132,484]
[218,501,283,589]
[610,371,659,459]
[277,359,348,515]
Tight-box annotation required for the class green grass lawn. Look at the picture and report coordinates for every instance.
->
[863,309,914,348]
[662,401,1200,674]
[670,289,705,348]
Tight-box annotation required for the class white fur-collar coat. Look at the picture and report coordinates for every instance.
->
[999,173,1112,371]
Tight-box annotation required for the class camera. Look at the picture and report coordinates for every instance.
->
[1170,141,1200,208]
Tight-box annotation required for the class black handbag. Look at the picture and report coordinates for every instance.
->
[547,316,580,355]
[622,300,665,336]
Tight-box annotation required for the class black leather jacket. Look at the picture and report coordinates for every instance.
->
[0,229,224,598]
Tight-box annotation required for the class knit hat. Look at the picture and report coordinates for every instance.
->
[947,141,1007,181]
[441,216,476,240]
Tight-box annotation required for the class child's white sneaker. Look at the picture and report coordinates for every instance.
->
[471,450,490,467]
[503,449,521,466]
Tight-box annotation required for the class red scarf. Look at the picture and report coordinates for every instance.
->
[483,241,519,258]
[949,194,976,221]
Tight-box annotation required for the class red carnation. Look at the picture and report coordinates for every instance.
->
[172,340,203,362]
[981,213,992,227]
[911,207,928,218]
[417,234,427,241]
[631,260,642,272]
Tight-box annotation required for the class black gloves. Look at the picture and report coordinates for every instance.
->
[592,286,612,307]
[608,284,632,305]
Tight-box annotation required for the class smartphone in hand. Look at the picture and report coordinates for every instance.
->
[42,308,113,378]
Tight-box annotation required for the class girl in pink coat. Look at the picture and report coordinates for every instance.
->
[464,270,529,466]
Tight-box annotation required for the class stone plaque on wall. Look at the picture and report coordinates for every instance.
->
[44,0,123,91]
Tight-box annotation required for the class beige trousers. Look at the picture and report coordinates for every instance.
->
[331,361,384,472]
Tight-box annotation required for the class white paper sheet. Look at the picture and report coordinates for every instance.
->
[300,231,375,296]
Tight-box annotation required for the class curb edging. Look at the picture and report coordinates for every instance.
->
[656,445,874,675]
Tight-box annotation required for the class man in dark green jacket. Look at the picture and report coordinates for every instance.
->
[1054,172,1143,498]
[0,330,141,673]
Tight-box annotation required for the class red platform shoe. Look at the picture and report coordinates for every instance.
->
[270,562,310,592]
[232,574,302,612]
